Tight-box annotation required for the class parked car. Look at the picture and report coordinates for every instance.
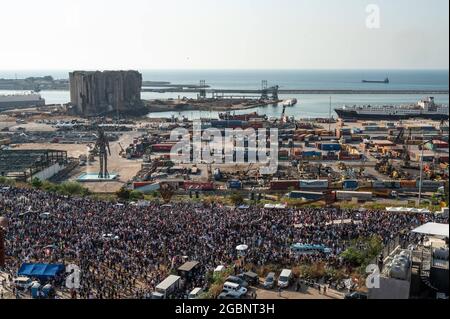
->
[188,287,203,299]
[222,281,247,298]
[226,275,248,288]
[239,271,259,286]
[217,292,238,299]
[277,269,293,288]
[13,276,34,291]
[263,272,276,289]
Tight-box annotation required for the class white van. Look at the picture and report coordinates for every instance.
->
[151,275,181,299]
[222,281,247,298]
[188,287,203,299]
[277,269,292,288]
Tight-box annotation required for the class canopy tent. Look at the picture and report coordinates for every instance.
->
[177,261,199,273]
[18,263,65,281]
[386,207,431,214]
[412,223,449,238]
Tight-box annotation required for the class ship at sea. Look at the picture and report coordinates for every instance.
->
[0,92,45,110]
[362,77,389,84]
[334,97,449,120]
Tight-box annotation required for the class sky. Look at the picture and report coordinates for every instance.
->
[0,0,448,70]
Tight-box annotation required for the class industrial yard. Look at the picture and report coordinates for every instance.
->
[0,107,448,208]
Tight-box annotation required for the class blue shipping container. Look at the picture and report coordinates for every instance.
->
[343,180,358,190]
[321,144,341,151]
[288,191,324,200]
[228,180,242,189]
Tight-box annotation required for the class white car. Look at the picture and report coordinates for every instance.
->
[14,276,34,290]
[188,287,203,299]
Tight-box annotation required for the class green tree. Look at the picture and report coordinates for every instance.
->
[341,235,383,267]
[116,187,131,200]
[130,190,144,201]
[229,192,244,206]
[31,177,43,189]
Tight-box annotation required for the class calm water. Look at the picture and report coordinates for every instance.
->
[1,69,448,119]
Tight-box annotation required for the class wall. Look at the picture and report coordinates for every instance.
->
[31,163,65,181]
[368,276,411,299]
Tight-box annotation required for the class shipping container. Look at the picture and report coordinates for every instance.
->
[270,180,300,191]
[372,180,401,189]
[416,180,446,191]
[299,180,329,189]
[183,181,215,191]
[133,181,155,189]
[228,180,242,189]
[288,191,324,200]
[151,144,175,152]
[400,180,417,189]
[343,180,358,190]
[336,191,372,201]
[321,143,341,151]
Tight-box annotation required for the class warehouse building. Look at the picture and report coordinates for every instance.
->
[0,149,67,181]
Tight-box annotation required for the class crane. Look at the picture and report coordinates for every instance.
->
[118,142,125,157]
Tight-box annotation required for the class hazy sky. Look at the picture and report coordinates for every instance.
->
[0,0,448,70]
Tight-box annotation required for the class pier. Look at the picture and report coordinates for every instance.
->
[141,87,449,97]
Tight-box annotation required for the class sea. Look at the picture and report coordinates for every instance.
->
[1,69,448,119]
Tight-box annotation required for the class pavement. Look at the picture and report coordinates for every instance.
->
[254,285,345,300]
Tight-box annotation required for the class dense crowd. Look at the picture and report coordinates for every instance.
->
[0,185,446,299]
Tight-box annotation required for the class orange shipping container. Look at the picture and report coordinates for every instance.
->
[400,180,417,188]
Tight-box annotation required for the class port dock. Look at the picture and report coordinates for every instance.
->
[142,87,449,95]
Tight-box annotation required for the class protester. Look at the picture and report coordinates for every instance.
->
[0,185,445,299]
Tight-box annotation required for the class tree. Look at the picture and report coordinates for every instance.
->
[31,177,43,189]
[59,181,90,196]
[116,187,131,200]
[229,192,244,206]
[341,235,383,268]
[130,190,144,201]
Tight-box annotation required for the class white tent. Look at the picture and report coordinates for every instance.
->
[386,207,431,214]
[412,223,449,238]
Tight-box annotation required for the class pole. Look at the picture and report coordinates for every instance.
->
[418,141,425,206]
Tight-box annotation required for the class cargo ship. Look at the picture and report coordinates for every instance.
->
[334,97,449,120]
[0,92,45,110]
[218,111,266,121]
[362,77,389,84]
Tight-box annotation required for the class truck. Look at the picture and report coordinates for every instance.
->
[152,275,181,299]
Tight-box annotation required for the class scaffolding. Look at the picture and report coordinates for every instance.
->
[0,149,67,180]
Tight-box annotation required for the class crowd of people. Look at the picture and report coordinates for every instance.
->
[0,184,447,299]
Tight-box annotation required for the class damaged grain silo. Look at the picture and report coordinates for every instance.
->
[69,70,144,116]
